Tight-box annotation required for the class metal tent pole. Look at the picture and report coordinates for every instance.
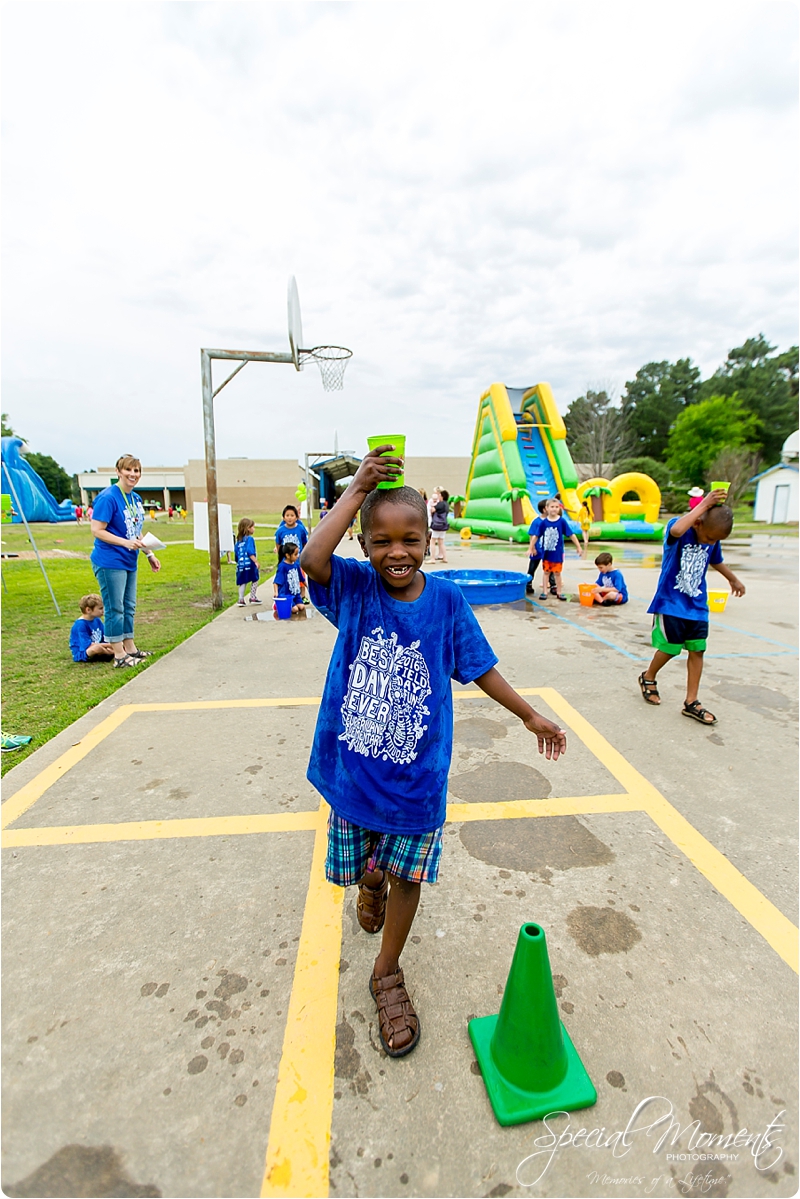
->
[1,459,61,615]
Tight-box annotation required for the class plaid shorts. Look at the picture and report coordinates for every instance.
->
[325,811,443,886]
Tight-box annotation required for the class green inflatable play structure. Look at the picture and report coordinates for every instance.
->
[448,382,665,543]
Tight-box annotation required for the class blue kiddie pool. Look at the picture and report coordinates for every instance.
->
[433,569,529,605]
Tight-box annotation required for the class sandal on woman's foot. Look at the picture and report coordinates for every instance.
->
[369,968,420,1057]
[638,673,660,705]
[113,654,140,669]
[128,649,152,660]
[682,700,716,725]
[357,871,388,933]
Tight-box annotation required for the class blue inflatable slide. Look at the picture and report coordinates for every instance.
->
[1,437,76,523]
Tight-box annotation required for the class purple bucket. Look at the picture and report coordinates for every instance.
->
[274,596,293,620]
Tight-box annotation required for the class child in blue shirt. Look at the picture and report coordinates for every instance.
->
[531,498,583,601]
[235,518,260,605]
[272,543,307,613]
[590,552,628,605]
[301,445,567,1059]
[274,505,309,559]
[525,499,548,595]
[639,490,744,725]
[69,594,115,663]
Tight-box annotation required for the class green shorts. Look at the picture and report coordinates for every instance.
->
[651,613,708,656]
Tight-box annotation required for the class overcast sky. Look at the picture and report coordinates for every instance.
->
[3,2,797,474]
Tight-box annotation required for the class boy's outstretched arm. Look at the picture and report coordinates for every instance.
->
[570,533,583,556]
[300,446,403,585]
[670,489,729,539]
[474,667,567,760]
[711,562,745,596]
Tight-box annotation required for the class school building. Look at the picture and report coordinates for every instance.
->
[76,456,471,515]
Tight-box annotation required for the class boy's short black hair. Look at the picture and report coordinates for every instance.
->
[361,486,429,535]
[595,552,613,567]
[282,505,299,518]
[699,503,734,539]
[537,499,548,514]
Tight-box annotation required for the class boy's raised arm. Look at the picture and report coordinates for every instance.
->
[300,446,403,586]
[669,489,729,539]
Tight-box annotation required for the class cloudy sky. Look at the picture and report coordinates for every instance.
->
[3,2,797,474]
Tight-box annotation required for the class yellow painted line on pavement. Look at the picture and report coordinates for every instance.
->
[447,794,641,822]
[2,811,318,849]
[261,802,343,1198]
[540,688,799,974]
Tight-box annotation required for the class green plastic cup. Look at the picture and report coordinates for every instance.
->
[710,481,730,503]
[367,434,405,489]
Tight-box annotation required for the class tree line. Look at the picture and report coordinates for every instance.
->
[564,334,798,503]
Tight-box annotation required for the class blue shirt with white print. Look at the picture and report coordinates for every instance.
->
[647,518,723,619]
[90,486,145,571]
[536,516,573,564]
[69,616,105,662]
[274,559,305,597]
[307,556,498,835]
[275,521,308,554]
[596,569,628,603]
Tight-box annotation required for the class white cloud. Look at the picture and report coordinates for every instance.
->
[2,1,797,473]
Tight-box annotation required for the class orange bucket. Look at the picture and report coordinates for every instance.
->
[578,583,596,607]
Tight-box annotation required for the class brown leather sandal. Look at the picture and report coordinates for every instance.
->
[370,969,420,1057]
[357,871,388,933]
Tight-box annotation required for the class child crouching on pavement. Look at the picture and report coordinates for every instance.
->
[590,552,628,605]
[639,489,744,726]
[273,542,307,613]
[300,444,567,1058]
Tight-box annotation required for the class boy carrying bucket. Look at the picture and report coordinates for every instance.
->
[300,445,566,1057]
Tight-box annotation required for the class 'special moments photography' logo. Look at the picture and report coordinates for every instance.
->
[515,1096,786,1190]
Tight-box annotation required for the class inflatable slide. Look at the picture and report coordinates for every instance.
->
[1,437,76,523]
[448,383,664,543]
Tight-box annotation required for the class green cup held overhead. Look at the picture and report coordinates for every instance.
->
[367,435,405,489]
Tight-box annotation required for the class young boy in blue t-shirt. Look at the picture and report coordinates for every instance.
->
[272,542,307,613]
[532,498,583,601]
[69,594,116,663]
[301,445,567,1059]
[590,552,628,605]
[525,499,549,595]
[639,489,744,725]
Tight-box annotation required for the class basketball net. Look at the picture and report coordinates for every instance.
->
[299,345,352,391]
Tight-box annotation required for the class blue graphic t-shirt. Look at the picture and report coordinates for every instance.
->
[596,569,628,603]
[537,516,573,564]
[69,616,105,662]
[274,559,305,597]
[308,557,498,834]
[527,517,543,559]
[275,521,308,554]
[235,535,257,572]
[90,486,144,571]
[647,518,723,619]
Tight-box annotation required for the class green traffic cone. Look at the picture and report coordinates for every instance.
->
[469,922,597,1126]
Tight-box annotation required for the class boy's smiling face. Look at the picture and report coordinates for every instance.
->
[545,500,561,519]
[283,509,298,527]
[358,502,430,599]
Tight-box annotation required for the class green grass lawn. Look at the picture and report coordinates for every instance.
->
[1,514,280,776]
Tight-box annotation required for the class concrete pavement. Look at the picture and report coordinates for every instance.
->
[2,533,797,1199]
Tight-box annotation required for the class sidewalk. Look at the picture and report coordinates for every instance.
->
[2,536,797,1198]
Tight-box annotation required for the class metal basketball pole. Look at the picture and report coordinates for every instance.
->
[201,347,292,610]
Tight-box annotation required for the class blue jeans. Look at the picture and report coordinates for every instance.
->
[94,567,137,643]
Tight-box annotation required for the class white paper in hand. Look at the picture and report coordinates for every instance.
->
[141,532,166,551]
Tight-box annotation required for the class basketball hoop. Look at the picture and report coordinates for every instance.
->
[299,345,353,392]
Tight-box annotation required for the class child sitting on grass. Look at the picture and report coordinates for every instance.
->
[638,489,745,726]
[590,552,628,605]
[532,497,583,601]
[300,444,566,1059]
[273,542,307,614]
[69,594,116,663]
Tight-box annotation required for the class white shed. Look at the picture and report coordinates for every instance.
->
[752,430,799,523]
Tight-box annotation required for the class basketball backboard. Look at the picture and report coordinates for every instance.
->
[288,276,304,371]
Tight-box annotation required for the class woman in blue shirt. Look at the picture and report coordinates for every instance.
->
[90,454,161,668]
